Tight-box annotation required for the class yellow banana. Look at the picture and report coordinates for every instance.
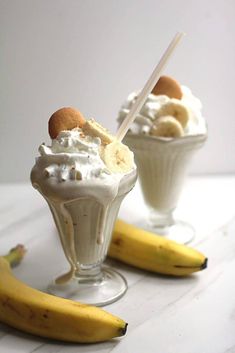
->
[0,250,127,343]
[109,219,207,276]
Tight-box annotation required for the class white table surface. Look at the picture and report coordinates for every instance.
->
[0,175,235,353]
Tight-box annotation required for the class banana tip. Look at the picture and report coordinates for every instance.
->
[120,323,128,336]
[201,258,208,270]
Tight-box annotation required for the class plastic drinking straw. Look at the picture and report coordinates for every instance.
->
[116,32,185,141]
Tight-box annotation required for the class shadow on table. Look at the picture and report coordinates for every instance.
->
[0,322,121,352]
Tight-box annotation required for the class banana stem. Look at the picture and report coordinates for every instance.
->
[3,244,27,268]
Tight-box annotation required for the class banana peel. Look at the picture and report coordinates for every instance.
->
[0,246,127,343]
[108,219,207,276]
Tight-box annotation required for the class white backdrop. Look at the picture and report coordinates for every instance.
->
[0,0,234,182]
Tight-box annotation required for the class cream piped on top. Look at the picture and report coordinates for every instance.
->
[37,128,112,182]
[117,86,206,136]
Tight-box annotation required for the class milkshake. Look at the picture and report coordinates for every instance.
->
[117,76,207,244]
[31,108,137,306]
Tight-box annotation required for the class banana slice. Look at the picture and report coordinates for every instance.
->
[156,99,190,128]
[100,140,134,173]
[82,119,115,145]
[150,116,184,138]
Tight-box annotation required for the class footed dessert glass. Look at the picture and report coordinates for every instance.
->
[124,133,207,244]
[32,169,137,306]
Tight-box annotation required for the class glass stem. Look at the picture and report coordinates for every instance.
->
[148,209,175,229]
[74,263,103,284]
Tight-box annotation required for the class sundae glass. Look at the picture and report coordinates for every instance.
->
[31,108,137,306]
[118,76,207,244]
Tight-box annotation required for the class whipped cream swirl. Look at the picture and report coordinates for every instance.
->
[117,86,206,136]
[36,129,111,182]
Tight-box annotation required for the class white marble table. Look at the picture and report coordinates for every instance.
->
[1,176,235,353]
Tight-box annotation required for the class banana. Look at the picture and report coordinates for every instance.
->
[0,256,127,343]
[81,119,134,173]
[155,99,190,128]
[100,140,134,173]
[150,116,184,138]
[82,119,115,145]
[108,220,207,276]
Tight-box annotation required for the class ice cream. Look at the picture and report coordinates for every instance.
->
[31,108,137,304]
[117,76,207,243]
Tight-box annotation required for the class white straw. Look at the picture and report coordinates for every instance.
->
[116,32,185,141]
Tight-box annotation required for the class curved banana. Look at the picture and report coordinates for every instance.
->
[0,256,127,343]
[109,220,207,276]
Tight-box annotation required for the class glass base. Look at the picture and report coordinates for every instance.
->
[48,266,128,307]
[149,219,195,244]
[135,218,195,245]
[143,208,195,244]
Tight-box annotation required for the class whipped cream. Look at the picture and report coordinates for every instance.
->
[117,86,206,136]
[37,129,112,182]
